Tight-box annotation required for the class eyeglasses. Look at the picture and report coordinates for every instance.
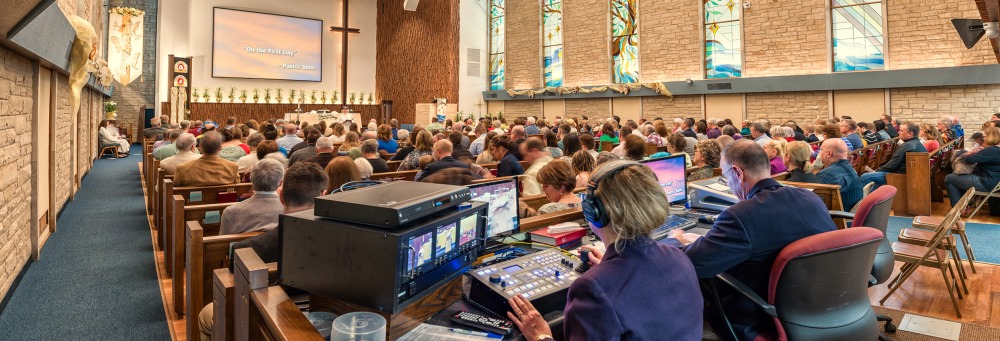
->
[718,166,736,185]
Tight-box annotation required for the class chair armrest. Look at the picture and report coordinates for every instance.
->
[716,273,777,318]
[828,210,855,220]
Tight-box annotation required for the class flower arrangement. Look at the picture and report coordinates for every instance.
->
[264,88,272,104]
[229,87,236,102]
[310,90,318,104]
[332,90,339,104]
[454,111,464,123]
[253,89,260,103]
[276,88,283,104]
[321,91,328,104]
[240,89,248,103]
[215,87,223,103]
[349,92,357,105]
[367,93,374,105]
[288,89,296,104]
[191,87,200,102]
[104,100,117,119]
[359,92,366,105]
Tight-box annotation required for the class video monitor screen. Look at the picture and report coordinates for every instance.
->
[468,179,519,238]
[435,223,457,257]
[640,154,688,205]
[212,8,323,81]
[459,215,478,246]
[407,232,433,271]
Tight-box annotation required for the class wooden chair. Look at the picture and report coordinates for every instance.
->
[186,221,262,341]
[782,181,847,229]
[99,145,119,159]
[879,188,975,318]
[770,172,789,181]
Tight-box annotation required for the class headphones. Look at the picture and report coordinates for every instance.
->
[581,160,642,229]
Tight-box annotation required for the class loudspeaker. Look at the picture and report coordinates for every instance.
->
[952,18,986,49]
[404,0,420,11]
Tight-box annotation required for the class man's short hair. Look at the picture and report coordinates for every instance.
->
[175,133,196,151]
[226,117,237,125]
[361,139,378,154]
[180,120,191,129]
[281,163,328,208]
[284,123,298,134]
[722,140,771,178]
[251,158,285,192]
[246,133,264,148]
[200,131,224,155]
[841,119,857,132]
[434,139,454,155]
[752,123,768,134]
[902,122,920,136]
[523,137,545,152]
[684,118,695,128]
[168,129,183,141]
[580,133,595,150]
[151,117,161,127]
[449,131,464,146]
[316,136,334,150]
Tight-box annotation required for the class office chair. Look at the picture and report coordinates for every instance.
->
[711,227,884,341]
[830,185,898,339]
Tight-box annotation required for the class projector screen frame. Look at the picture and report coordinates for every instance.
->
[211,7,324,82]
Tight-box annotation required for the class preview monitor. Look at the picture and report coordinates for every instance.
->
[459,215,478,246]
[435,222,458,258]
[468,178,520,238]
[212,8,323,81]
[406,232,433,272]
[640,154,688,205]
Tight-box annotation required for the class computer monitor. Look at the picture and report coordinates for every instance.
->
[640,154,688,205]
[468,178,520,238]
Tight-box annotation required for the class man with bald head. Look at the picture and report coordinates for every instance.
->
[415,139,472,181]
[276,123,303,150]
[816,138,865,210]
[510,125,527,160]
[666,140,835,340]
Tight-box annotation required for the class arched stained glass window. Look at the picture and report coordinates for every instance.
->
[832,0,884,71]
[705,0,742,78]
[543,0,564,87]
[611,0,639,84]
[490,0,506,90]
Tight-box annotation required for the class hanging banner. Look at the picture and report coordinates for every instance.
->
[108,7,145,86]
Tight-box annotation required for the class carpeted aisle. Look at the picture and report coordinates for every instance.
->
[0,149,170,340]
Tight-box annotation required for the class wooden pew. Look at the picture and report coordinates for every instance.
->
[231,248,324,341]
[780,181,847,229]
[599,140,615,152]
[368,170,418,182]
[212,259,278,341]
[771,172,789,181]
[644,143,658,157]
[170,196,237,318]
[930,140,959,203]
[161,180,252,276]
[884,151,934,216]
[186,221,262,341]
[387,160,402,172]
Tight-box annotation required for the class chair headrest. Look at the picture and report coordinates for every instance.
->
[768,227,884,302]
[853,186,897,226]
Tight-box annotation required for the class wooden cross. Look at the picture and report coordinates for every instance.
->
[330,0,362,104]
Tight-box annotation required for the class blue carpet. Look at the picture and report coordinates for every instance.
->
[887,216,1000,265]
[0,149,170,340]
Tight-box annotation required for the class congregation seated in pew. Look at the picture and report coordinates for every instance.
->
[159,133,201,175]
[219,159,284,235]
[361,139,389,173]
[174,131,240,187]
[783,141,819,183]
[860,122,926,189]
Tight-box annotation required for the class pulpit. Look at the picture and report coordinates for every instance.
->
[415,103,457,126]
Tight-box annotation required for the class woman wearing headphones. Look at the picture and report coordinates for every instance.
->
[507,159,703,340]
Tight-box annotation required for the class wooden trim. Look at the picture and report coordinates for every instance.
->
[234,248,271,341]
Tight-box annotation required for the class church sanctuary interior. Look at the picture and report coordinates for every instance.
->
[5,0,1000,340]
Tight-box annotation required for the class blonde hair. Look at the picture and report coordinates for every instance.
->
[983,126,1000,146]
[784,141,813,173]
[414,130,434,151]
[764,139,786,159]
[593,161,669,250]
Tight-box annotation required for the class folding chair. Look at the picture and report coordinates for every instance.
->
[879,188,976,318]
[967,181,1000,220]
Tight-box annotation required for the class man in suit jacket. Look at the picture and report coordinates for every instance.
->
[667,140,836,340]
[415,140,472,182]
[174,131,240,187]
[199,162,329,341]
[143,117,167,141]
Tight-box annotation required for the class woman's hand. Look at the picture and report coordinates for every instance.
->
[507,295,553,340]
[578,245,604,266]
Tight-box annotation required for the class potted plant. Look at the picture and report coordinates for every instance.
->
[191,87,200,102]
[104,100,117,119]
[359,92,366,105]
[310,90,318,104]
[321,91,328,104]
[264,88,272,104]
[367,93,374,105]
[240,89,248,103]
[215,87,223,103]
[348,92,356,105]
[333,90,339,105]
[253,89,260,103]
[229,87,236,103]
[289,89,296,104]
[275,88,283,104]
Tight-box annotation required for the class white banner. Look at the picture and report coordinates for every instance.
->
[108,7,144,86]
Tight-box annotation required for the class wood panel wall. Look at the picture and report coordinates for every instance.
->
[375,0,460,125]
[161,103,382,126]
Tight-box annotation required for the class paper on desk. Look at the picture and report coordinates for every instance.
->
[707,183,730,192]
[397,324,498,341]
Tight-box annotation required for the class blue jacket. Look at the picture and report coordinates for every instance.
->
[497,152,524,177]
[817,159,865,210]
[564,237,703,340]
[665,178,836,339]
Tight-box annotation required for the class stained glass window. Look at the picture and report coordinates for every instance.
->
[611,0,639,84]
[832,0,884,71]
[543,0,564,87]
[490,0,506,90]
[705,0,742,78]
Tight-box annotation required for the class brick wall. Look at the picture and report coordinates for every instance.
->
[505,0,541,89]
[0,47,34,301]
[743,0,828,76]
[110,0,158,131]
[640,0,702,82]
[55,77,71,213]
[890,85,1000,127]
[563,0,610,86]
[642,95,702,119]
[504,100,544,118]
[746,91,830,124]
[887,0,995,69]
[565,98,611,120]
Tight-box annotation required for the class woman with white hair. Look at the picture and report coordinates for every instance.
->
[354,157,373,180]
